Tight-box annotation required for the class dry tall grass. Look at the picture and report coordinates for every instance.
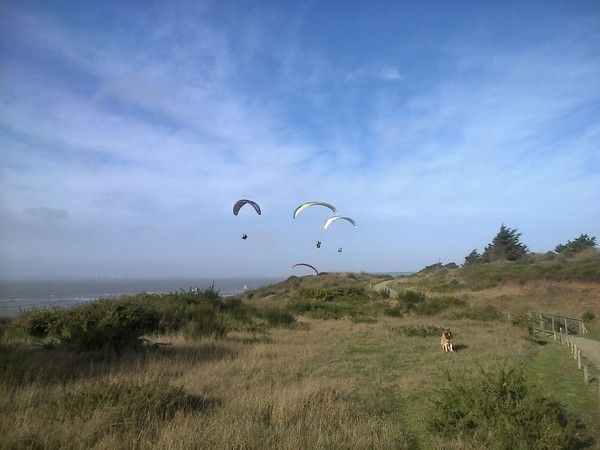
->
[1,315,548,449]
[3,267,599,448]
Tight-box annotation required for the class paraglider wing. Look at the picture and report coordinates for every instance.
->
[293,202,338,219]
[291,263,319,275]
[233,199,261,215]
[323,216,357,230]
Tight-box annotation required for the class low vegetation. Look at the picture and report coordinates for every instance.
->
[387,323,444,337]
[431,365,587,449]
[1,265,598,447]
[9,287,291,353]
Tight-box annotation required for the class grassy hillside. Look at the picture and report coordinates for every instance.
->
[1,267,599,448]
[390,252,600,319]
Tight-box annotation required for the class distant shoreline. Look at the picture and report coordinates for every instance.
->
[0,277,284,317]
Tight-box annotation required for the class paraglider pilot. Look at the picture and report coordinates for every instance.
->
[316,241,321,248]
[241,234,248,240]
[338,247,343,253]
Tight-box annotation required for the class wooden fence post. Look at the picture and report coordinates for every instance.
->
[553,331,557,341]
[577,349,581,369]
[551,315,555,333]
[583,366,588,385]
[564,317,568,335]
[539,313,544,331]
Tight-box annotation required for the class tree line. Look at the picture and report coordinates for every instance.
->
[464,226,596,266]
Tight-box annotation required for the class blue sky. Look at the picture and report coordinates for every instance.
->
[1,1,599,277]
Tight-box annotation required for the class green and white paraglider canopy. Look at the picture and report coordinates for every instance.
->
[293,202,338,219]
[323,215,357,230]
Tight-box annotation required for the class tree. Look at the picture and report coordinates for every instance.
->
[481,225,529,262]
[464,249,483,266]
[555,234,596,255]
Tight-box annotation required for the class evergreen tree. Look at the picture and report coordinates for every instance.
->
[555,234,596,254]
[482,225,529,262]
[464,249,482,266]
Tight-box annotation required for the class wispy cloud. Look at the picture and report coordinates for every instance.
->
[1,2,599,276]
[344,66,404,83]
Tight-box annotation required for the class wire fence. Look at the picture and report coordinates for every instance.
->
[528,312,588,335]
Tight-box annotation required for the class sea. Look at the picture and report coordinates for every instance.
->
[0,277,284,317]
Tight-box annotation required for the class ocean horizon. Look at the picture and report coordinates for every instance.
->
[0,277,285,317]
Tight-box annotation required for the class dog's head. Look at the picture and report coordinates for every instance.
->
[443,330,453,340]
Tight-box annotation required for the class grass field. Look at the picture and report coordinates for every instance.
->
[529,339,600,430]
[1,264,599,448]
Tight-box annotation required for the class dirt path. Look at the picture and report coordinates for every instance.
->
[568,335,600,369]
[371,280,398,298]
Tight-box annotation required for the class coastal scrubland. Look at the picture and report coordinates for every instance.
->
[1,253,599,449]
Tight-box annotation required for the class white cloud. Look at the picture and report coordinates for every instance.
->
[345,66,404,83]
[1,4,599,276]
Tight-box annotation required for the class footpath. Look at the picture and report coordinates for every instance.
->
[568,335,600,369]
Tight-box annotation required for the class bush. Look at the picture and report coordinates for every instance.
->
[510,312,534,334]
[389,324,444,337]
[11,287,266,352]
[298,286,366,302]
[261,307,296,326]
[183,304,227,339]
[378,288,391,299]
[286,297,344,319]
[452,305,505,322]
[12,300,162,352]
[581,310,595,322]
[430,366,584,449]
[12,307,59,339]
[383,305,404,317]
[349,313,377,324]
[285,285,377,321]
[397,290,426,309]
[414,296,466,316]
[428,279,466,293]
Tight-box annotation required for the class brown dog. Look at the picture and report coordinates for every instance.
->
[440,330,453,352]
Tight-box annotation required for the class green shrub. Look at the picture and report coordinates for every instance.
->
[428,279,466,293]
[397,290,426,309]
[298,286,366,302]
[12,308,59,339]
[260,307,296,326]
[183,304,227,339]
[510,312,534,334]
[378,288,391,299]
[414,296,466,316]
[430,366,584,449]
[350,313,377,324]
[581,310,595,322]
[452,305,505,322]
[12,300,163,352]
[12,287,248,352]
[286,286,376,321]
[383,305,404,317]
[389,324,444,337]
